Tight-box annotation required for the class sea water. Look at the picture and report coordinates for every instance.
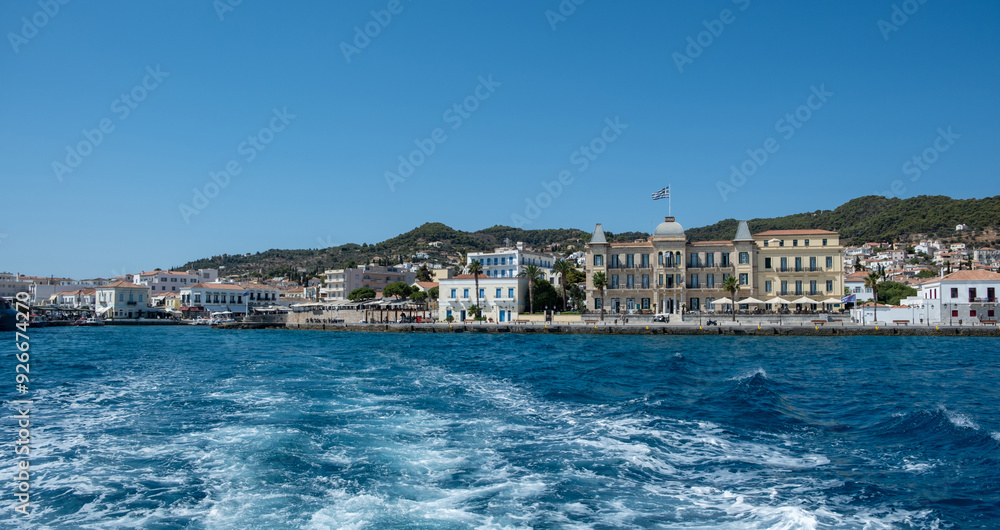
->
[3,327,998,528]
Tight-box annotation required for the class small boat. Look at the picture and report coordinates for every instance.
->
[29,314,49,328]
[75,317,106,327]
[1,297,19,332]
[210,311,236,326]
[188,317,213,326]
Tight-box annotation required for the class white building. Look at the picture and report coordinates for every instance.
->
[467,243,562,285]
[854,270,1000,325]
[843,271,875,302]
[133,269,218,293]
[0,272,32,299]
[437,275,528,322]
[95,280,151,319]
[56,288,96,308]
[321,265,415,301]
[179,282,279,315]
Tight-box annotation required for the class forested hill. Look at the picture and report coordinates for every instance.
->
[685,195,1000,244]
[178,195,1000,279]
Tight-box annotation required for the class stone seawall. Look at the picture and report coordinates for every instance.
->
[218,321,1000,337]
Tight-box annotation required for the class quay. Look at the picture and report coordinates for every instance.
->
[217,320,1000,337]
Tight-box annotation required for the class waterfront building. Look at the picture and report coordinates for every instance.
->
[901,270,1000,324]
[467,243,562,285]
[437,275,528,322]
[320,265,415,301]
[0,272,32,299]
[179,282,279,315]
[844,271,876,302]
[133,269,218,293]
[585,218,845,315]
[56,288,96,308]
[95,280,151,319]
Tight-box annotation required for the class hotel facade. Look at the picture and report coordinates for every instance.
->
[585,217,845,314]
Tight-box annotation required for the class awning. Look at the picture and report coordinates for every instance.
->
[767,297,791,305]
[739,297,765,304]
[96,306,112,315]
[792,297,816,304]
[713,297,733,305]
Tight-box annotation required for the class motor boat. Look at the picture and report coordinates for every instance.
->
[75,317,106,327]
[0,297,19,332]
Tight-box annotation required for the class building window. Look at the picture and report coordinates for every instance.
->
[508,288,514,298]
[765,280,772,293]
[690,274,699,288]
[641,274,649,288]
[707,274,715,288]
[810,257,817,271]
[764,240,769,247]
[626,275,634,289]
[706,253,715,267]
[795,257,802,272]
[450,289,457,299]
[826,280,833,291]
[626,254,634,268]
[610,255,619,268]
[739,252,749,264]
[764,257,772,269]
[721,253,730,267]
[805,239,810,246]
[952,310,959,317]
[641,298,650,310]
[795,281,802,295]
[690,254,699,267]
[793,240,798,247]
[641,254,649,268]
[810,280,817,295]
[594,298,603,309]
[779,240,785,247]
[706,297,715,310]
[970,310,977,317]
[780,257,787,272]
[951,288,958,298]
[594,255,604,267]
[780,281,788,295]
[611,275,619,289]
[495,288,501,298]
[690,298,700,310]
[479,288,485,299]
[826,256,833,268]
[739,273,748,285]
[822,239,828,246]
[463,289,469,298]
[969,288,977,302]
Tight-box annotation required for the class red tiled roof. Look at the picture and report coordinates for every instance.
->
[99,280,145,289]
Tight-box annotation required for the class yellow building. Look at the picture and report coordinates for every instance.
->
[586,219,845,315]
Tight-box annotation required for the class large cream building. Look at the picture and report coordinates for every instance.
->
[585,217,844,315]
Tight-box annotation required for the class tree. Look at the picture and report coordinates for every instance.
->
[532,279,559,311]
[415,264,433,282]
[466,258,483,316]
[519,264,543,314]
[566,267,586,285]
[552,259,575,311]
[865,267,885,322]
[468,304,481,320]
[592,271,607,321]
[347,287,376,301]
[878,281,917,306]
[722,274,740,321]
[428,286,439,300]
[383,281,413,299]
[346,260,358,269]
[568,283,586,310]
[915,269,936,279]
[410,290,428,304]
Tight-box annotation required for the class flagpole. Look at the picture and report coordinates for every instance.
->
[669,183,672,217]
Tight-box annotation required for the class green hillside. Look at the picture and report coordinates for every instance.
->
[177,195,1000,280]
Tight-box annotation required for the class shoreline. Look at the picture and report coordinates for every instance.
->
[217,321,1000,337]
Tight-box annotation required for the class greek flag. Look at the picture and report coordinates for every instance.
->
[243,291,250,297]
[651,186,670,200]
[841,294,856,303]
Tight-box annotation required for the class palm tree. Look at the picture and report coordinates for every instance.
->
[519,264,543,315]
[552,259,575,311]
[466,258,483,317]
[592,271,607,321]
[865,267,885,323]
[722,274,740,321]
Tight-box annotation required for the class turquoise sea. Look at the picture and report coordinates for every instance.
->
[3,327,999,528]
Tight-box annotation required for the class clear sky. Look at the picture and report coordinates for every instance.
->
[1,0,997,279]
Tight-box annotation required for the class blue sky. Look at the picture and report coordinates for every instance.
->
[1,0,997,279]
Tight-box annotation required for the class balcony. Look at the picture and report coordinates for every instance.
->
[126,301,137,306]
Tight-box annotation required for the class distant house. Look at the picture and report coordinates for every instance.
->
[956,224,968,231]
[843,272,875,302]
[438,275,528,322]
